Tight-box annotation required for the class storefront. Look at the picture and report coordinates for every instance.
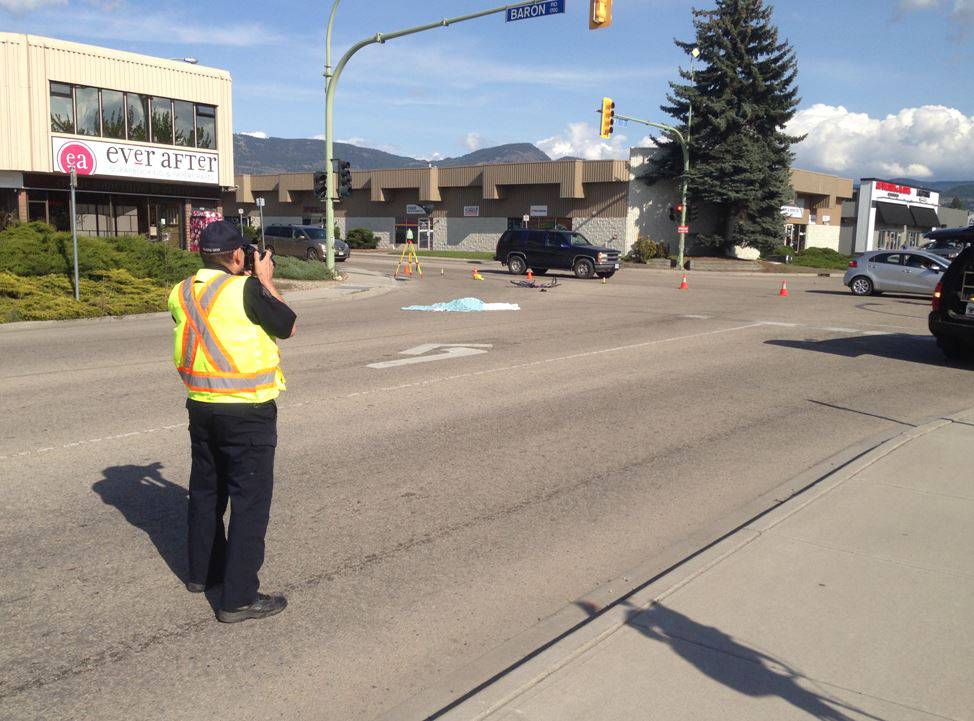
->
[225,160,631,252]
[847,179,942,253]
[0,33,234,248]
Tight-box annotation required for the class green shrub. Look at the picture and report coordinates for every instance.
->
[345,227,378,249]
[273,255,338,281]
[625,237,668,263]
[770,244,795,258]
[790,247,851,270]
[0,270,168,322]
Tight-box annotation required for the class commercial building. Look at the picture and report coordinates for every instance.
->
[0,33,234,248]
[840,179,969,253]
[625,148,854,255]
[225,160,631,251]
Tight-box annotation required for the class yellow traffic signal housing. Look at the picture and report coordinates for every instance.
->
[599,97,615,138]
[589,0,613,29]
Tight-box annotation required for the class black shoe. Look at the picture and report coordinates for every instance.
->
[217,593,287,623]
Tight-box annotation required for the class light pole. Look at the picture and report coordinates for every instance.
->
[322,1,561,275]
[676,46,700,271]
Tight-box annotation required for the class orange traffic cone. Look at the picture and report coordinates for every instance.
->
[403,262,412,276]
[526,268,534,281]
[778,280,789,297]
[678,274,688,290]
[471,268,478,280]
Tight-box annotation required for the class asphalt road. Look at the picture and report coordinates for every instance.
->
[1,258,970,721]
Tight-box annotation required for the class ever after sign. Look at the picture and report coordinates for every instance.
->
[51,135,220,185]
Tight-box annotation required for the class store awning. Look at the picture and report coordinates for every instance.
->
[875,201,914,226]
[909,205,940,228]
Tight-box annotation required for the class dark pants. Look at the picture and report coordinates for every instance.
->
[186,399,277,610]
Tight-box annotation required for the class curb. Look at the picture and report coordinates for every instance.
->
[375,408,974,721]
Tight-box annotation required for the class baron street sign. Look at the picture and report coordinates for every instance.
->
[506,0,565,22]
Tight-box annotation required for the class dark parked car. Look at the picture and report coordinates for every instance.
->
[922,225,974,260]
[494,229,621,279]
[263,224,349,262]
[929,243,974,361]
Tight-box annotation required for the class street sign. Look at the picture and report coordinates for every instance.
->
[677,225,689,234]
[506,0,564,22]
[255,197,265,208]
[406,204,426,215]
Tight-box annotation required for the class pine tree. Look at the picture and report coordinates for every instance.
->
[650,0,802,253]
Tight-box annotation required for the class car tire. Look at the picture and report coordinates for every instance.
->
[307,247,321,262]
[849,275,873,296]
[507,255,527,275]
[530,268,548,275]
[573,258,596,279]
[596,270,615,279]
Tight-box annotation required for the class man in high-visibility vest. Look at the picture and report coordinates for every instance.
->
[168,221,296,623]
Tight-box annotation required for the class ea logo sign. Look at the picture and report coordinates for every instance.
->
[58,142,96,175]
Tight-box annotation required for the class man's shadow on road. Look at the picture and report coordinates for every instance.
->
[578,601,881,721]
[92,462,188,587]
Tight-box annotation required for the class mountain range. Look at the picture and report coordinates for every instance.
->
[889,178,974,211]
[233,134,551,174]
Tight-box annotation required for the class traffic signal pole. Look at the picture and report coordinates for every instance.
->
[322,1,560,274]
[612,111,690,270]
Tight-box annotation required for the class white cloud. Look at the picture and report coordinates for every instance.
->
[337,137,368,147]
[537,122,652,160]
[786,103,974,179]
[239,130,268,139]
[0,0,64,9]
[897,0,974,25]
[465,132,483,151]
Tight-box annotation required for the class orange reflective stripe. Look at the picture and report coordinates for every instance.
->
[180,280,234,373]
[189,279,240,373]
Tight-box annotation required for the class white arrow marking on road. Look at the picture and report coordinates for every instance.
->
[368,343,493,369]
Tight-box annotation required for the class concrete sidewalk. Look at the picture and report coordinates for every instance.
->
[436,413,974,721]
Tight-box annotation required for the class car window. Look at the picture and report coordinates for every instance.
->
[264,226,280,237]
[873,253,901,265]
[907,254,945,270]
[546,232,569,247]
[294,229,307,239]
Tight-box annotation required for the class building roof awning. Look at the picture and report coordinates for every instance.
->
[875,201,914,226]
[909,205,940,228]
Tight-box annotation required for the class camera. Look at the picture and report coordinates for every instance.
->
[243,244,275,274]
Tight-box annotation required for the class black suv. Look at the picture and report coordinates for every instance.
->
[929,238,974,360]
[494,229,621,279]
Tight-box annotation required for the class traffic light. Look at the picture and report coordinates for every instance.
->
[334,159,352,198]
[675,203,685,220]
[599,97,615,138]
[668,205,676,222]
[313,171,327,202]
[589,0,613,29]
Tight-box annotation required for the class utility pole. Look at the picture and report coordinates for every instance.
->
[69,168,80,301]
[322,1,568,275]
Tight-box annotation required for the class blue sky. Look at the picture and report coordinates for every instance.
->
[2,0,973,179]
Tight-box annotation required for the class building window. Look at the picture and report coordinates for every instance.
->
[173,100,195,147]
[101,89,126,139]
[74,86,101,136]
[50,82,74,133]
[150,97,173,144]
[195,104,216,149]
[49,82,217,149]
[126,93,149,142]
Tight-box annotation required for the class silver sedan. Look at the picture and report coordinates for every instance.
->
[843,249,949,296]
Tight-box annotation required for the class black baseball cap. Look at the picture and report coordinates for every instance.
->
[199,221,248,253]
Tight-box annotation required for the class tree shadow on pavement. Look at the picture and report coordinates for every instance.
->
[92,462,188,585]
[765,333,959,367]
[581,601,880,720]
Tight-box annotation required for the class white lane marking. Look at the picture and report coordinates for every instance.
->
[683,314,712,319]
[0,320,894,462]
[368,343,493,369]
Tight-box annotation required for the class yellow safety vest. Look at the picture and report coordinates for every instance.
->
[168,269,285,403]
